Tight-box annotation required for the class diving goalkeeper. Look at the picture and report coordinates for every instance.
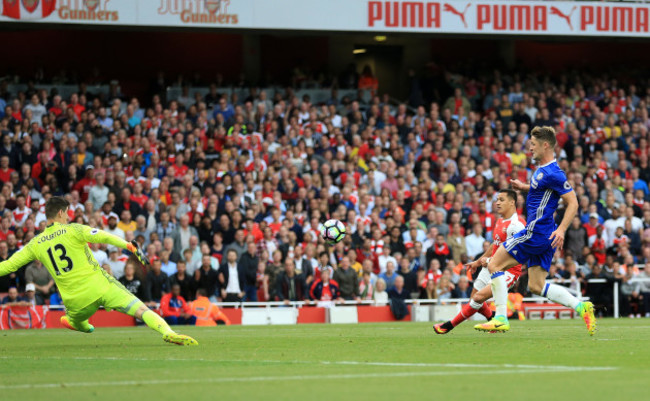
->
[0,196,198,346]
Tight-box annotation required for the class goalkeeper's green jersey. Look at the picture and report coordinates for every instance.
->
[0,222,129,310]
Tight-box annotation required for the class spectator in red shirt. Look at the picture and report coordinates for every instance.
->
[591,226,607,265]
[130,182,149,208]
[358,65,378,95]
[0,215,14,242]
[10,99,22,122]
[427,234,451,268]
[242,218,263,243]
[583,213,603,243]
[173,153,189,179]
[0,156,14,183]
[68,93,85,120]
[160,283,195,326]
[493,142,513,174]
[267,208,283,234]
[72,165,96,203]
[126,167,146,187]
[11,194,30,228]
[48,95,63,117]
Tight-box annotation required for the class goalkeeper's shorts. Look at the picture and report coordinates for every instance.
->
[65,276,144,325]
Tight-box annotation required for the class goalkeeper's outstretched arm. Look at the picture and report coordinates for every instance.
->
[1,224,130,277]
[70,224,150,266]
[0,246,35,277]
[70,223,130,248]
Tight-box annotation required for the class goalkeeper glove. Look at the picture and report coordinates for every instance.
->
[127,240,150,266]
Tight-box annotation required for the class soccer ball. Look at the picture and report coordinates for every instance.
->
[321,219,346,244]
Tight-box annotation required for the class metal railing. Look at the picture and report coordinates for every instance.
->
[6,83,112,99]
[207,296,565,309]
[47,278,650,319]
[45,295,564,311]
[568,277,650,319]
[166,86,367,105]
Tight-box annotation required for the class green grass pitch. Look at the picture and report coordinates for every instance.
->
[0,319,648,401]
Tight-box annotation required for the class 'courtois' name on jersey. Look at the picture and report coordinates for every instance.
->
[37,228,67,243]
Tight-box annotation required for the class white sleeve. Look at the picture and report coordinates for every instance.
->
[506,221,525,239]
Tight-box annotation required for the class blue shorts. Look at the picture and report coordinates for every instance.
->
[503,229,555,272]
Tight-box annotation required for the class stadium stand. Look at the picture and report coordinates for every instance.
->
[1,62,649,319]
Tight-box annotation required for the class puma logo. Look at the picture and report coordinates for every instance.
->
[550,6,577,30]
[443,3,471,28]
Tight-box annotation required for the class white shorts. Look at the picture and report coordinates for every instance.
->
[473,268,519,291]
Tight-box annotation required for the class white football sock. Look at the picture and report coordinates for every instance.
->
[491,272,508,318]
[543,283,580,310]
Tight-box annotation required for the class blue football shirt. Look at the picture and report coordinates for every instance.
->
[525,159,573,236]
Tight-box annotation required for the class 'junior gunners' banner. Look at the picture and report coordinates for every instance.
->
[0,305,48,329]
[1,0,650,38]
[1,0,128,23]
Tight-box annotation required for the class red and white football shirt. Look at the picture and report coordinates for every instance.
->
[12,206,29,227]
[492,213,526,277]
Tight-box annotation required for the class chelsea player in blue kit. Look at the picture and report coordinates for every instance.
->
[475,126,596,335]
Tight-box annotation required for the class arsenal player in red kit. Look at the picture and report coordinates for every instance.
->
[434,189,525,334]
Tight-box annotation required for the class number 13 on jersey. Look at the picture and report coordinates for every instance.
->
[46,244,74,275]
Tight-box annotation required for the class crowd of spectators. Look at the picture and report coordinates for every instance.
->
[1,63,650,319]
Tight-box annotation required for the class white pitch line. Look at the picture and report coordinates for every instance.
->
[520,325,650,329]
[0,355,219,363]
[0,355,616,372]
[0,367,617,390]
[326,360,616,371]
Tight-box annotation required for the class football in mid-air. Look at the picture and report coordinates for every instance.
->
[321,219,346,244]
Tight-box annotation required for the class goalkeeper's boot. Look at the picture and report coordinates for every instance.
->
[576,301,597,336]
[61,316,94,333]
[163,332,199,346]
[433,321,454,335]
[474,315,509,333]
